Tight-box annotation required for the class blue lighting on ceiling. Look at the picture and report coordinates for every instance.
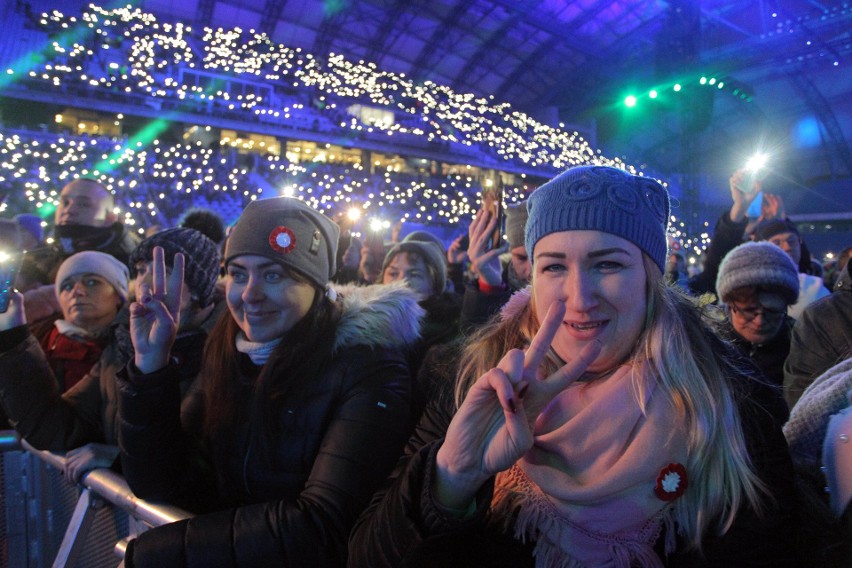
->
[792,116,821,148]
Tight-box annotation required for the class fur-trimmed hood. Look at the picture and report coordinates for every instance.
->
[331,281,424,353]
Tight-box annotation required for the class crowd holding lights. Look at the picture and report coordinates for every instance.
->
[0,129,539,234]
[18,4,627,171]
[1,3,714,257]
[0,128,711,262]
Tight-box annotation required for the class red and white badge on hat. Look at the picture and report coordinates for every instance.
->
[269,226,296,253]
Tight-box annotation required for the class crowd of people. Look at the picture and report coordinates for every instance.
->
[0,161,850,567]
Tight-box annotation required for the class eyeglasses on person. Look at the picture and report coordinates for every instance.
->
[728,303,786,322]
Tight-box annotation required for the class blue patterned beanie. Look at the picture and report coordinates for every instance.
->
[525,166,670,272]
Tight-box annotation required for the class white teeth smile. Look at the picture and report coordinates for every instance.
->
[569,322,604,330]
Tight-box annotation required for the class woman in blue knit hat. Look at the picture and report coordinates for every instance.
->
[350,165,798,567]
[118,197,424,567]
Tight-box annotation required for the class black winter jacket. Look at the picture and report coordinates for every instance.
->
[120,283,424,568]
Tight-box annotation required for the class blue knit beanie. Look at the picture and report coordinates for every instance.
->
[525,166,670,272]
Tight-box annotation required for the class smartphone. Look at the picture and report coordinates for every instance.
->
[0,251,21,314]
[746,191,763,218]
[481,187,504,251]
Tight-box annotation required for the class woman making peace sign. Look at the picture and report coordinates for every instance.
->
[119,197,423,567]
[349,166,798,567]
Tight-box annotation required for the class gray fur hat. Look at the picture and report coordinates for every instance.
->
[225,197,339,290]
[716,241,800,305]
[784,357,852,470]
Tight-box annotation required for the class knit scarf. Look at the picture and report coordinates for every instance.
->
[235,332,282,366]
[491,364,689,568]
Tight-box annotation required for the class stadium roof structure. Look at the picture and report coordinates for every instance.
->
[3,0,851,209]
[150,0,852,186]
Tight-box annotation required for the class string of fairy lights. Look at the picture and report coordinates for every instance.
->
[0,2,714,261]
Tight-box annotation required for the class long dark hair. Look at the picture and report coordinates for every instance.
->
[200,282,341,460]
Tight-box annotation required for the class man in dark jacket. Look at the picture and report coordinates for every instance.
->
[21,178,140,319]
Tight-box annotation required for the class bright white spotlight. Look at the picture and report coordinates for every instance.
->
[347,208,361,222]
[744,153,769,172]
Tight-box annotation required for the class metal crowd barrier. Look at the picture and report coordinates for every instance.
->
[0,430,192,568]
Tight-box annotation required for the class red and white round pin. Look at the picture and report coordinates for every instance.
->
[269,226,296,253]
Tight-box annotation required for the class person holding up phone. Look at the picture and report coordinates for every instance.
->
[687,167,767,297]
[460,199,531,331]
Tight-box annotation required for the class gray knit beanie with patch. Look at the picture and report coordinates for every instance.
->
[225,197,339,290]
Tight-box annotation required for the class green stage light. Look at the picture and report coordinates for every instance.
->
[649,90,658,99]
[624,95,637,107]
[708,77,716,85]
[673,84,682,92]
[717,82,725,89]
[700,77,707,85]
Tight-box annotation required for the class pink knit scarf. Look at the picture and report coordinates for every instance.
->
[491,364,689,568]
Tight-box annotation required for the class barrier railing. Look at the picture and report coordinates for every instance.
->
[0,430,192,568]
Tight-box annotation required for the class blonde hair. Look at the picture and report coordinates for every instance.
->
[454,255,766,551]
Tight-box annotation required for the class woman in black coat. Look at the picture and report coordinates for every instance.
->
[119,197,423,567]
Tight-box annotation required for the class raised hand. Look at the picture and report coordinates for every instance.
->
[446,233,469,265]
[433,301,600,511]
[130,246,184,374]
[759,192,785,221]
[0,291,26,331]
[729,169,762,222]
[467,207,505,287]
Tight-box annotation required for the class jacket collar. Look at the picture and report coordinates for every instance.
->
[331,281,424,353]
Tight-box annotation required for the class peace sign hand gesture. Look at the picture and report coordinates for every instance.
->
[130,246,185,374]
[433,301,601,512]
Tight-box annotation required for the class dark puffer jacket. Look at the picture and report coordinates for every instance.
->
[784,263,852,408]
[119,283,424,568]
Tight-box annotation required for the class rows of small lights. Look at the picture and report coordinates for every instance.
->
[18,4,628,172]
[0,129,708,257]
[669,217,714,266]
[0,129,539,231]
